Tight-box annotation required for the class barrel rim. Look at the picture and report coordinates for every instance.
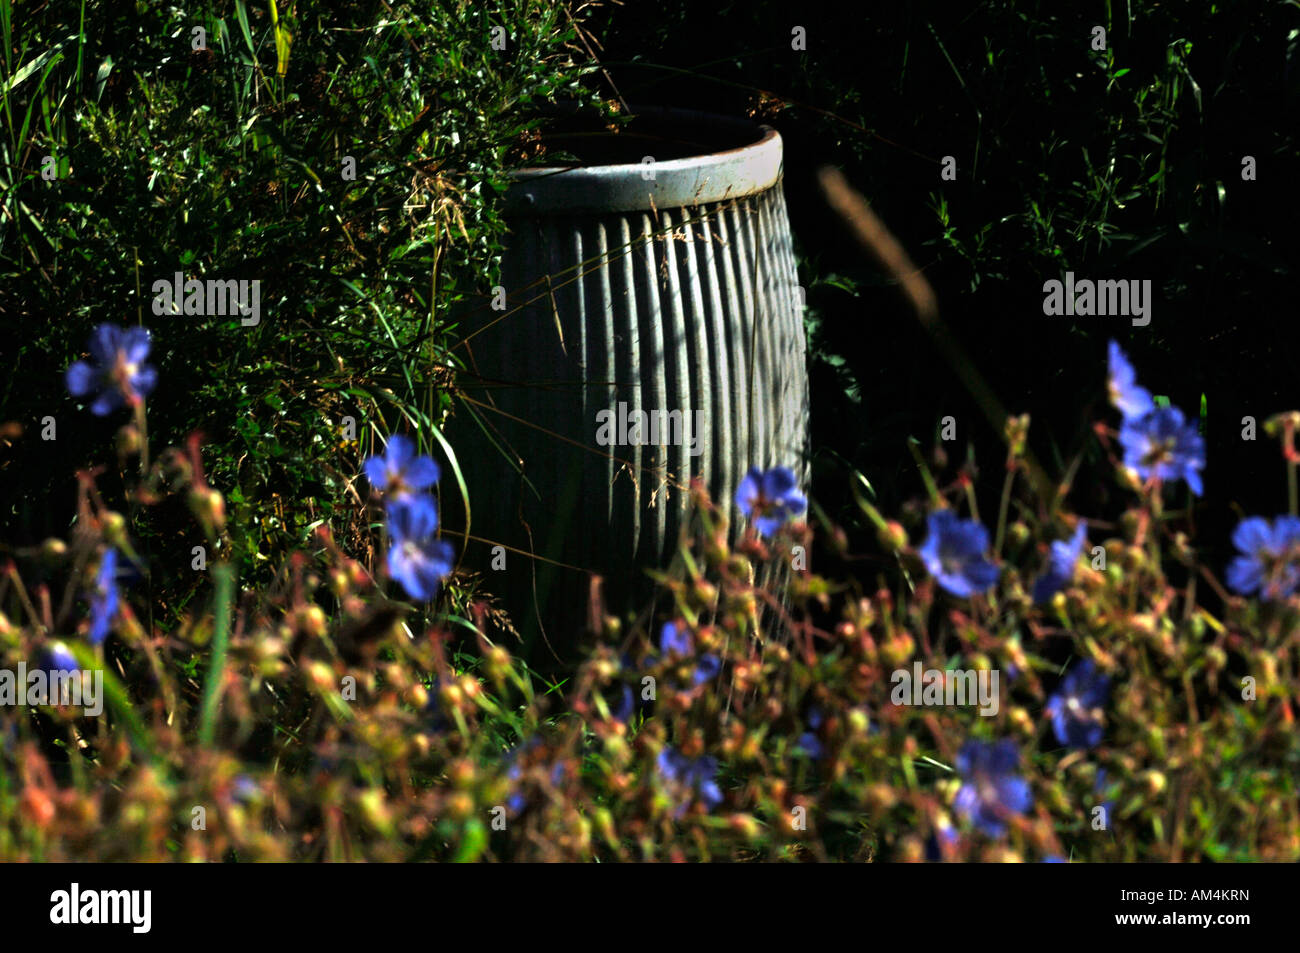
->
[505,104,783,214]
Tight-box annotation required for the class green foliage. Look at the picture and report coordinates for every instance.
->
[1,0,607,599]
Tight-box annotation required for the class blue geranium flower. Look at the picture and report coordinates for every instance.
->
[503,739,539,814]
[692,653,722,685]
[1045,660,1111,749]
[1119,405,1205,496]
[65,323,158,416]
[656,747,723,815]
[88,548,120,645]
[385,496,454,600]
[659,620,692,657]
[1107,340,1153,422]
[736,465,807,537]
[363,434,440,499]
[503,739,565,814]
[795,706,825,760]
[1033,521,1087,604]
[918,510,1000,597]
[231,775,260,806]
[657,621,721,686]
[1225,515,1300,600]
[505,779,527,814]
[611,682,637,722]
[41,641,79,676]
[953,739,1032,837]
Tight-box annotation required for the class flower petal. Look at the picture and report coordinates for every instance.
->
[87,324,121,363]
[120,326,152,364]
[65,361,97,397]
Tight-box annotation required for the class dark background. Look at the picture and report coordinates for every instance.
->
[592,0,1300,568]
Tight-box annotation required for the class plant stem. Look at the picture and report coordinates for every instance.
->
[134,400,149,479]
[198,562,235,746]
[993,466,1015,557]
[1289,458,1297,518]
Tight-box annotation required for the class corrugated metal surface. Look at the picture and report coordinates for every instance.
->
[451,112,808,642]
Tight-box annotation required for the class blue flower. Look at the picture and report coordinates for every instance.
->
[1225,515,1300,600]
[1045,660,1111,749]
[692,653,721,685]
[231,775,260,805]
[659,621,692,657]
[953,739,1032,838]
[656,622,720,686]
[1043,855,1068,863]
[1119,405,1205,496]
[41,641,79,675]
[1033,521,1087,604]
[918,510,1000,597]
[736,465,806,537]
[503,741,537,814]
[1107,340,1153,422]
[611,682,637,722]
[795,706,825,760]
[656,747,723,815]
[385,496,454,600]
[88,548,120,645]
[66,324,158,416]
[363,434,440,499]
[503,739,564,814]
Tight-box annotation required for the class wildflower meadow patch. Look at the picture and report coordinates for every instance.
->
[0,2,1295,925]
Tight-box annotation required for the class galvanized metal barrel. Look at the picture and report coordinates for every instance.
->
[449,105,809,650]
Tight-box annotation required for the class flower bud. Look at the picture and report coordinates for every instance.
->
[297,605,327,639]
[897,835,925,862]
[693,579,718,606]
[116,425,142,457]
[357,789,393,835]
[307,661,336,692]
[346,562,368,588]
[728,813,762,840]
[594,807,617,846]
[40,538,67,564]
[881,632,915,669]
[878,520,908,552]
[865,783,896,812]
[102,511,127,545]
[1142,770,1166,797]
[440,681,464,709]
[20,787,55,828]
[449,759,476,789]
[446,791,474,820]
[189,488,227,535]
[486,645,512,682]
[383,662,407,690]
[1009,706,1034,737]
[848,708,871,736]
